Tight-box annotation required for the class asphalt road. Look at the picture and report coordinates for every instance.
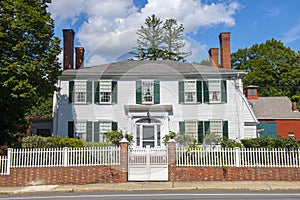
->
[1,191,300,200]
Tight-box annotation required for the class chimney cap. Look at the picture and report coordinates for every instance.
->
[219,32,231,37]
[63,29,75,33]
[246,85,259,88]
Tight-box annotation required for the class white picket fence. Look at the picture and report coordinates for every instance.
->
[176,147,300,168]
[0,156,9,175]
[0,147,120,172]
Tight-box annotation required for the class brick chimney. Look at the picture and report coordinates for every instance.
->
[75,47,85,69]
[246,85,259,100]
[208,48,219,67]
[219,32,231,69]
[63,29,74,70]
[292,102,298,112]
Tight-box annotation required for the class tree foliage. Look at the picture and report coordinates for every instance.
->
[106,130,134,146]
[133,14,189,61]
[0,0,61,146]
[22,135,85,148]
[241,137,300,149]
[231,39,300,98]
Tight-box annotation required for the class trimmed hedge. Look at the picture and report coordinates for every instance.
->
[241,137,300,149]
[22,135,85,148]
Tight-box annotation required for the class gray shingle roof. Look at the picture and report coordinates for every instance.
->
[251,97,300,119]
[60,60,245,78]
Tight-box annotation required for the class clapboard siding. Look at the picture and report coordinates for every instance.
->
[53,78,257,143]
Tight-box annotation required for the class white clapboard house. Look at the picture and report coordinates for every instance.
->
[52,30,258,147]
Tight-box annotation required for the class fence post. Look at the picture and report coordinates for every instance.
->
[235,147,240,167]
[167,139,176,184]
[7,148,12,175]
[63,147,68,167]
[119,138,129,182]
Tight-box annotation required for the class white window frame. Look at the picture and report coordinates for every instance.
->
[210,120,223,137]
[208,80,221,103]
[75,121,86,139]
[142,80,154,104]
[185,121,197,139]
[74,81,86,104]
[99,81,112,104]
[184,80,197,103]
[99,121,112,142]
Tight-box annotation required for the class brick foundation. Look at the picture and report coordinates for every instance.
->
[171,166,300,181]
[0,166,123,187]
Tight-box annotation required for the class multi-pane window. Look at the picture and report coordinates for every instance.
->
[185,121,197,139]
[210,120,223,136]
[75,81,86,103]
[142,81,154,103]
[99,121,111,133]
[100,81,112,103]
[98,121,111,142]
[184,81,196,103]
[75,121,86,138]
[208,80,221,103]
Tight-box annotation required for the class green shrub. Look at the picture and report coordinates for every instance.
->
[21,135,85,148]
[241,137,300,149]
[162,131,176,145]
[221,139,243,148]
[175,134,194,147]
[106,130,134,146]
[85,142,112,147]
[57,137,85,148]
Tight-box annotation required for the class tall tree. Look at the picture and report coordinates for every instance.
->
[135,14,164,60]
[231,39,300,98]
[0,0,61,146]
[163,19,189,61]
[133,14,189,61]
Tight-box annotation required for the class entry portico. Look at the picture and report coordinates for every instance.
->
[125,105,173,147]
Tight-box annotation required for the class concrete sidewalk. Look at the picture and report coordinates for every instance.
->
[1,181,300,195]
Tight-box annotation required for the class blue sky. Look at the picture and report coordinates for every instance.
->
[48,0,300,66]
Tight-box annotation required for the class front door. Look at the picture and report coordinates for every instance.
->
[142,126,155,147]
[136,123,161,148]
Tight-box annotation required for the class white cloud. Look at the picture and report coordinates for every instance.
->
[281,20,300,44]
[48,0,86,25]
[48,0,240,65]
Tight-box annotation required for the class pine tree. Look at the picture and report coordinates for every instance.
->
[135,14,164,60]
[132,14,189,61]
[163,19,189,61]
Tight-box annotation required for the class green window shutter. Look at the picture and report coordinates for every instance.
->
[154,80,160,104]
[204,121,210,134]
[203,81,209,103]
[69,81,74,103]
[112,121,118,131]
[86,121,93,142]
[196,81,202,103]
[112,81,118,104]
[94,81,99,104]
[179,121,185,134]
[68,121,74,138]
[178,81,184,104]
[222,121,229,139]
[94,121,100,142]
[221,80,227,103]
[86,81,93,104]
[136,81,142,104]
[198,121,204,144]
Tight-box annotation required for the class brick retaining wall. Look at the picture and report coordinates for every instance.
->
[170,166,300,181]
[0,166,123,187]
